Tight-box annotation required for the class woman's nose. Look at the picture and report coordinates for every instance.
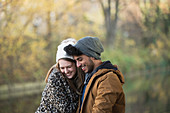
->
[64,68,69,73]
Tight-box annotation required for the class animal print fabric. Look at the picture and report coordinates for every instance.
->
[35,68,78,113]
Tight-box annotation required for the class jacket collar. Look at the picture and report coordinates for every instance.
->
[84,61,118,85]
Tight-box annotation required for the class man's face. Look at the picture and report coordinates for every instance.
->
[74,55,94,73]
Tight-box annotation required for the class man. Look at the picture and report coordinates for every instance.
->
[64,36,125,113]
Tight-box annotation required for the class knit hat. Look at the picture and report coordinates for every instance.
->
[74,36,104,60]
[56,38,76,62]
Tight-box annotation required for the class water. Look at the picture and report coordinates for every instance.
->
[0,93,41,113]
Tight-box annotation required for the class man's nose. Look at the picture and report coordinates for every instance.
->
[76,61,81,67]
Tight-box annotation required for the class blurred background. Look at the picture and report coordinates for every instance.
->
[0,0,169,113]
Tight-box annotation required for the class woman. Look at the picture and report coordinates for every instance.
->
[35,38,84,113]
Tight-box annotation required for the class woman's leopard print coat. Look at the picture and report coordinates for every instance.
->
[35,68,79,113]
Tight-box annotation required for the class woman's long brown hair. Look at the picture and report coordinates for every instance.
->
[45,63,58,83]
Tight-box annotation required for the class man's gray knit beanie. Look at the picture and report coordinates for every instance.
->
[74,36,104,60]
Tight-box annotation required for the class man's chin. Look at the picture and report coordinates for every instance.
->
[83,70,88,73]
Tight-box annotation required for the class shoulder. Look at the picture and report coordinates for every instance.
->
[93,69,121,84]
[47,67,65,82]
[94,69,115,78]
[94,69,123,92]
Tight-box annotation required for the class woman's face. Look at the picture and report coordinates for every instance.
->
[58,59,77,79]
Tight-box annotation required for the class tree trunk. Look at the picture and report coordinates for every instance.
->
[99,0,119,47]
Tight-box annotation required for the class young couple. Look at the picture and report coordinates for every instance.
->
[36,36,125,113]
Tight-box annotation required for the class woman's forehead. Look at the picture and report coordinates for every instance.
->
[59,59,74,67]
